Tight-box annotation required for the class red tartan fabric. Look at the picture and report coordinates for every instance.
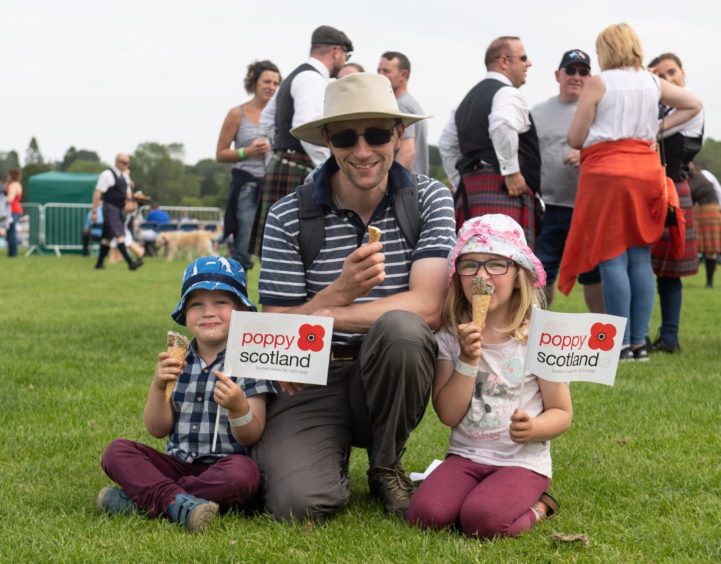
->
[558,139,667,296]
[455,170,535,248]
[652,178,697,277]
[693,203,721,254]
[251,151,315,255]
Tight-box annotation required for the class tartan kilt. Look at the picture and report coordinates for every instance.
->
[455,170,536,248]
[693,203,721,254]
[251,151,315,256]
[652,178,698,277]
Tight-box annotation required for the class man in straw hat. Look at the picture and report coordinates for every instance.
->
[254,73,456,521]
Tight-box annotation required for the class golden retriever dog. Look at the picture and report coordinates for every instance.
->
[156,225,223,261]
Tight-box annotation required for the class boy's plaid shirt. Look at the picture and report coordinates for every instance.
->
[167,343,277,463]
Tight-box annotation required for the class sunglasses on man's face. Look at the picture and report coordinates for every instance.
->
[326,126,396,149]
[564,66,590,77]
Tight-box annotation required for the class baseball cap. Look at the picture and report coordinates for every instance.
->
[311,25,353,52]
[558,49,591,70]
[171,256,256,325]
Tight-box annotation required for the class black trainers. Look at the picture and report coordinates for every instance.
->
[649,338,680,354]
[129,258,144,271]
[632,345,650,362]
[619,347,634,361]
[368,461,415,516]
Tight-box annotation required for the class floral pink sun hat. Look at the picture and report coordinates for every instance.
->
[448,214,547,288]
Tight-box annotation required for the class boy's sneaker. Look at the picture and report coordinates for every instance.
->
[368,462,415,516]
[166,493,219,533]
[96,487,137,516]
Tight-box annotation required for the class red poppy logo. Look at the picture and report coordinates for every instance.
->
[588,323,616,351]
[298,324,325,352]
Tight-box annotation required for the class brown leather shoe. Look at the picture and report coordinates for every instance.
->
[368,461,415,516]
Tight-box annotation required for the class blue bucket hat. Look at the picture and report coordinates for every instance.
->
[171,256,256,325]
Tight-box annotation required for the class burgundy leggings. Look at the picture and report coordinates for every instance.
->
[406,454,550,539]
[101,439,260,517]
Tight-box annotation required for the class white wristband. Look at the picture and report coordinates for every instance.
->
[228,409,253,428]
[455,359,479,379]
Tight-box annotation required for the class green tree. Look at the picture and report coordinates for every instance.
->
[0,150,20,179]
[696,138,721,180]
[61,146,100,171]
[25,137,44,165]
[131,142,200,205]
[66,159,108,174]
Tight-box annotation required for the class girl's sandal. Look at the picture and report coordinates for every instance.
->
[531,492,560,522]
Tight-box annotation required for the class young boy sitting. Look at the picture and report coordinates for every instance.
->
[97,256,276,532]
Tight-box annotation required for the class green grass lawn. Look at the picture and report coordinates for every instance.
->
[2,255,721,562]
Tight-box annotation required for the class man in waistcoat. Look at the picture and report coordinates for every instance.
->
[377,51,428,175]
[531,49,603,312]
[92,153,143,271]
[252,25,353,255]
[439,36,541,246]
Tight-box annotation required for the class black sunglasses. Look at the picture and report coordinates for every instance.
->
[500,54,528,63]
[564,67,590,77]
[326,126,396,149]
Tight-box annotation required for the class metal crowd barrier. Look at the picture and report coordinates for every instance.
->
[21,204,223,256]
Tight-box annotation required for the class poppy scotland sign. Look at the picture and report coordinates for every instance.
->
[225,311,334,385]
[524,307,627,386]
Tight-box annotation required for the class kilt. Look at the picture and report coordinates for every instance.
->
[694,203,721,254]
[101,203,125,239]
[454,170,535,248]
[251,151,315,256]
[652,179,698,277]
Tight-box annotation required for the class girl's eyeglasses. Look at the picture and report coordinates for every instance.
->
[457,259,513,277]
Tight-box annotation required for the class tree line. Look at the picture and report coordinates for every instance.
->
[2,136,719,207]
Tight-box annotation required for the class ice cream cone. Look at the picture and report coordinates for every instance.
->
[471,276,495,328]
[165,331,190,403]
[368,226,382,244]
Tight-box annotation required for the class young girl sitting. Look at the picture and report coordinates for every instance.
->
[407,214,573,539]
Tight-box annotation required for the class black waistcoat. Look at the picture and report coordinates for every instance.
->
[455,78,541,194]
[273,63,321,153]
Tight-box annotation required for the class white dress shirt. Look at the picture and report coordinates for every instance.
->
[260,57,331,166]
[95,166,131,197]
[437,71,531,183]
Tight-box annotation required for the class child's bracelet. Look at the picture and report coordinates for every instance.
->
[228,409,253,427]
[455,359,479,379]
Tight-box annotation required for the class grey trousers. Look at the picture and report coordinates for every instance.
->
[252,310,436,522]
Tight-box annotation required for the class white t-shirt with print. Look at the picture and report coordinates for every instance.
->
[436,327,552,478]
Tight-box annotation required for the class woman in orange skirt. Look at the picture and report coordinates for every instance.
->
[558,23,702,360]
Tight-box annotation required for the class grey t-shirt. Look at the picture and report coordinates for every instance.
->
[396,92,429,176]
[531,96,580,208]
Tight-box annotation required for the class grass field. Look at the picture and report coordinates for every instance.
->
[2,255,721,562]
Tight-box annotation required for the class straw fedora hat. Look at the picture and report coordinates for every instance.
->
[291,73,431,147]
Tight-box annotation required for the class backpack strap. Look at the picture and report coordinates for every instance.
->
[392,174,421,249]
[296,182,325,271]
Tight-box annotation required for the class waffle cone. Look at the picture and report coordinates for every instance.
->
[368,226,382,244]
[165,332,189,403]
[472,294,492,328]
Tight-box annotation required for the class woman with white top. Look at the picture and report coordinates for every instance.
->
[558,23,702,360]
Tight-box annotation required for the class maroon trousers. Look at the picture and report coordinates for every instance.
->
[407,454,550,539]
[101,439,260,517]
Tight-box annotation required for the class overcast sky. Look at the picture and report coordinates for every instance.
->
[3,0,718,166]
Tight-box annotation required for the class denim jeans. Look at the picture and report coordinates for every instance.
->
[232,180,259,270]
[599,246,655,346]
[7,213,21,257]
